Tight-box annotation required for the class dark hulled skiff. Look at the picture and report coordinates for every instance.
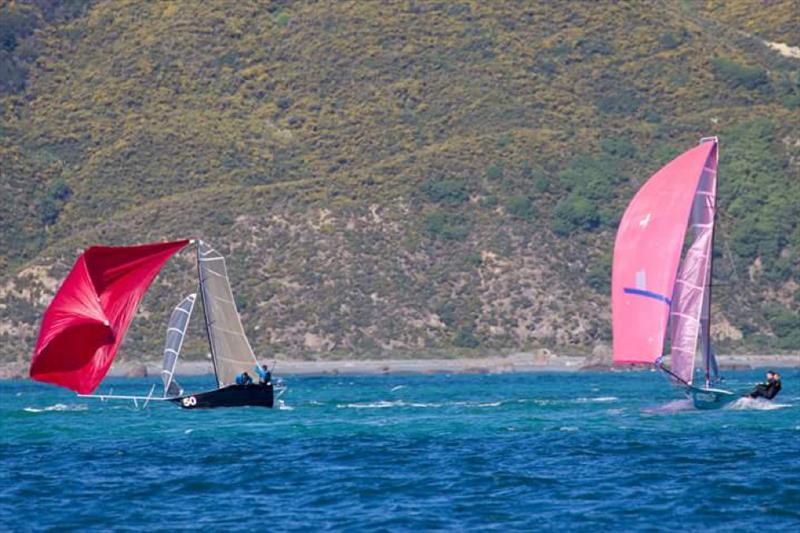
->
[171,384,274,409]
[29,239,280,409]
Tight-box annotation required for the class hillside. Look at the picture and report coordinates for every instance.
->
[1,0,798,364]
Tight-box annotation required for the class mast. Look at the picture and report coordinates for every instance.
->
[700,136,719,387]
[196,239,221,386]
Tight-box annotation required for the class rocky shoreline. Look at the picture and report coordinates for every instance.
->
[3,352,798,380]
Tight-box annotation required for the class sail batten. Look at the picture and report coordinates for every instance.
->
[197,241,258,388]
[161,293,196,398]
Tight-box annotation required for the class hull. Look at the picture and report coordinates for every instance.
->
[687,385,736,410]
[170,383,274,409]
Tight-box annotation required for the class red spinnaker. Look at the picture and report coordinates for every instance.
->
[612,141,716,366]
[30,240,190,394]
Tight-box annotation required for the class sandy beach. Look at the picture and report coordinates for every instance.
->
[10,351,800,380]
[2,352,797,381]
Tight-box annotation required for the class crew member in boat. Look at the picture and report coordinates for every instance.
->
[235,371,253,386]
[255,364,271,385]
[747,370,782,400]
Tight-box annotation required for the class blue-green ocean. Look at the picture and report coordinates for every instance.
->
[2,369,798,531]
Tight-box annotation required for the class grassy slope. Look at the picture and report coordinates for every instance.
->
[1,0,798,363]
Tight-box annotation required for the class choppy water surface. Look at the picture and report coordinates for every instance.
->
[2,370,799,531]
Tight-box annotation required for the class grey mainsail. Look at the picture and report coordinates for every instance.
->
[196,240,258,388]
[161,293,196,398]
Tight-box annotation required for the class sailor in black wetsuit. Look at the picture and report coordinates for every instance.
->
[748,371,782,400]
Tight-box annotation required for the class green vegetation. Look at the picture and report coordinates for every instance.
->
[0,1,797,361]
[424,211,469,241]
[453,326,480,349]
[420,178,469,206]
[505,195,535,221]
[712,58,769,92]
[551,155,624,235]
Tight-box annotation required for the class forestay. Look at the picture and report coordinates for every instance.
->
[161,293,196,397]
[197,241,258,388]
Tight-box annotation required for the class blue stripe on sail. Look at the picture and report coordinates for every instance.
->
[623,287,672,306]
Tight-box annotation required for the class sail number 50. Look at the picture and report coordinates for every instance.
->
[182,396,197,407]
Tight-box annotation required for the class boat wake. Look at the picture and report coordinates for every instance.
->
[336,399,505,410]
[337,400,437,409]
[23,403,88,413]
[642,399,695,414]
[574,396,619,404]
[724,397,791,411]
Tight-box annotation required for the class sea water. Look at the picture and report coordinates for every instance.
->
[1,369,798,531]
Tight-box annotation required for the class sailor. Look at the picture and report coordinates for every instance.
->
[748,371,782,400]
[235,371,253,386]
[255,364,271,385]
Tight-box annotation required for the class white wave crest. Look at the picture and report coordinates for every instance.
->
[337,400,440,409]
[23,403,88,413]
[338,400,407,409]
[278,400,294,411]
[575,396,619,403]
[725,397,791,411]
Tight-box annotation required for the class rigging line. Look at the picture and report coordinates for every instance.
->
[655,362,691,387]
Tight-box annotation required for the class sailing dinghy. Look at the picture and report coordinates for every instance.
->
[29,239,277,409]
[612,137,737,409]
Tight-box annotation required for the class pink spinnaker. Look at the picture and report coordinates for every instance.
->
[612,140,717,370]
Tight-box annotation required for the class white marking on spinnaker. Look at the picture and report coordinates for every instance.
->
[635,269,646,290]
